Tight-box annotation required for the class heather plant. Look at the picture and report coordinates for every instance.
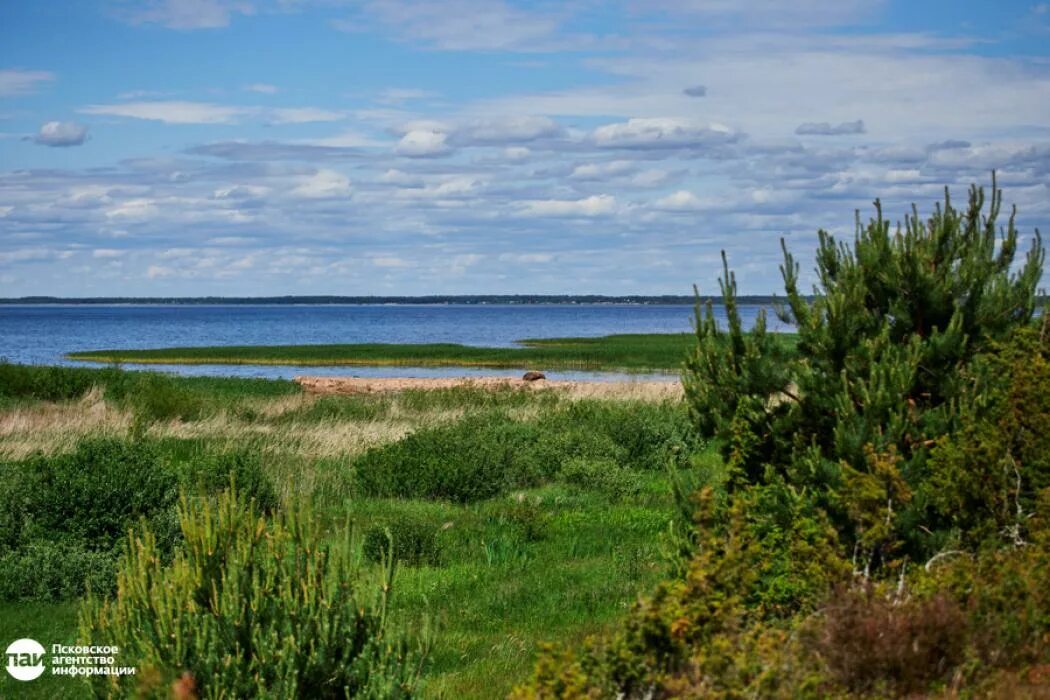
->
[79,489,426,699]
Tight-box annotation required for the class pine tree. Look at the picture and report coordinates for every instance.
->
[684,175,1044,562]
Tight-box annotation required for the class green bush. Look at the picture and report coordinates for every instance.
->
[363,514,442,567]
[558,458,641,501]
[1,438,178,551]
[355,413,549,503]
[0,361,115,401]
[0,541,114,601]
[354,402,700,504]
[79,490,426,699]
[180,450,279,513]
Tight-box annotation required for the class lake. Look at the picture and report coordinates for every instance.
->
[0,304,788,380]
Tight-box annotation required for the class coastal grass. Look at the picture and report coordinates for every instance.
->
[0,364,705,698]
[65,333,796,372]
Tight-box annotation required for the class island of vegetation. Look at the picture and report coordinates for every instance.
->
[67,333,715,372]
[1,177,1047,699]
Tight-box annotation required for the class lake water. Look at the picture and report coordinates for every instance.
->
[0,304,788,381]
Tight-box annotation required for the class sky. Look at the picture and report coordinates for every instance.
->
[1,0,1048,297]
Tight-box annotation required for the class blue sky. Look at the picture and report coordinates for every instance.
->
[1,0,1048,296]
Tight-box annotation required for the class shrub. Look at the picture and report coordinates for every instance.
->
[558,458,641,501]
[354,402,701,504]
[1,438,178,551]
[813,586,966,693]
[363,513,442,567]
[180,450,279,513]
[354,413,549,503]
[0,541,114,601]
[79,490,426,699]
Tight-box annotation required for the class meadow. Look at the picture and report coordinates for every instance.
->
[0,362,709,698]
[63,332,797,372]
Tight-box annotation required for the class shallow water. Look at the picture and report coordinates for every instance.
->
[0,303,788,381]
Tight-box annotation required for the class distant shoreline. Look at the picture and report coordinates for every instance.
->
[1,294,787,306]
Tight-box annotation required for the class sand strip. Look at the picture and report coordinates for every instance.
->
[295,375,682,400]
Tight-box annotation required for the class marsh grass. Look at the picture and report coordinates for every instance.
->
[66,333,701,371]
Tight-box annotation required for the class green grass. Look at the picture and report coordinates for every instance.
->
[67,333,709,371]
[0,364,715,698]
[0,601,88,699]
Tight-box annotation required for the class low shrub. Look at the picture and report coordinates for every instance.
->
[0,541,114,601]
[813,587,966,693]
[79,490,426,699]
[354,402,701,504]
[180,450,279,513]
[559,458,641,501]
[1,438,178,551]
[363,513,442,567]
[354,413,549,503]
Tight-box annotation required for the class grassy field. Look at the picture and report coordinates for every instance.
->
[65,332,789,371]
[0,363,713,698]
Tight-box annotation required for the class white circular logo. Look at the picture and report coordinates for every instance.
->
[5,638,46,681]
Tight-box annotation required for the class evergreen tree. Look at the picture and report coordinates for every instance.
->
[684,175,1044,563]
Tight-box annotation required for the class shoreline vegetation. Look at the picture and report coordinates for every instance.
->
[66,333,797,372]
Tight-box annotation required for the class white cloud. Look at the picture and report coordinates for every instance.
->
[341,0,561,51]
[518,194,619,217]
[592,118,739,149]
[457,116,563,144]
[106,198,160,219]
[653,190,705,211]
[290,169,352,199]
[119,0,256,30]
[396,128,452,157]
[244,82,279,94]
[80,101,248,124]
[0,69,54,96]
[569,160,635,180]
[269,107,344,124]
[31,121,89,147]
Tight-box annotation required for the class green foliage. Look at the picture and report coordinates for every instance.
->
[179,450,279,513]
[354,401,699,503]
[0,541,114,601]
[524,178,1049,698]
[363,513,443,567]
[79,489,425,699]
[683,176,1044,564]
[0,439,178,552]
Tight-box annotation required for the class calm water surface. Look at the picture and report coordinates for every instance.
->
[0,304,787,381]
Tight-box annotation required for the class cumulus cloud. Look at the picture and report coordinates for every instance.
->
[396,128,452,157]
[592,118,740,149]
[795,119,866,136]
[30,121,89,147]
[683,84,707,97]
[0,68,55,96]
[518,194,619,217]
